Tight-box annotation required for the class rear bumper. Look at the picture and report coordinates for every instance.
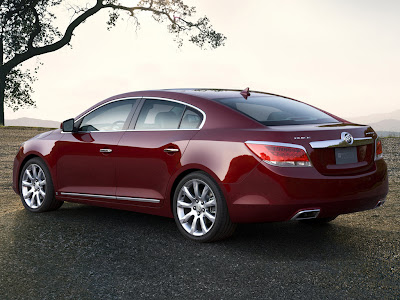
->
[224,159,389,223]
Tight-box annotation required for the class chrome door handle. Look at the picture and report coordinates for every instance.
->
[100,149,112,153]
[164,148,179,153]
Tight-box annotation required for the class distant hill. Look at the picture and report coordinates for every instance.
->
[368,119,400,132]
[376,131,400,137]
[346,109,400,125]
[5,118,60,128]
[345,109,400,133]
[4,110,400,132]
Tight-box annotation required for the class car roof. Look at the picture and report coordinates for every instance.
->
[160,88,277,100]
[74,89,269,129]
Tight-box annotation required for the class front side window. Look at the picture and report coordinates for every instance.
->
[135,99,185,130]
[79,99,137,132]
[214,96,339,126]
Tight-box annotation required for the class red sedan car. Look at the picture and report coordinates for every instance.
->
[13,89,388,242]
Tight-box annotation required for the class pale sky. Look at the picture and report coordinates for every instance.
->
[5,0,400,122]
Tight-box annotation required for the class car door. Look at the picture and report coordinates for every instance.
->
[56,99,139,197]
[115,98,205,205]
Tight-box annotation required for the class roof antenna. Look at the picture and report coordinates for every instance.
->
[240,87,250,99]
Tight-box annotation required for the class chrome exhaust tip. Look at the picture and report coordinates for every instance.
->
[375,199,386,208]
[291,209,320,221]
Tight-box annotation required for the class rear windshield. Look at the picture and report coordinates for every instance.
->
[214,96,339,126]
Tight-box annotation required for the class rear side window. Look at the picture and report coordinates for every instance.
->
[79,99,137,132]
[135,99,185,130]
[215,96,339,126]
[179,108,203,129]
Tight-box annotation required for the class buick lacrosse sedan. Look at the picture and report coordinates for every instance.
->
[13,89,388,242]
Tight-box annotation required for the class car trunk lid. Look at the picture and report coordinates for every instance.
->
[260,123,377,176]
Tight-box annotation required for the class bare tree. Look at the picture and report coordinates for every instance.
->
[0,0,226,125]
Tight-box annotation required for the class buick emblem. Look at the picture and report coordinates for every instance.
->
[341,132,354,145]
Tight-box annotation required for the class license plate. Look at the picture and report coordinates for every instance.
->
[335,147,358,165]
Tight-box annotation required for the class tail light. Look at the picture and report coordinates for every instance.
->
[375,138,383,160]
[245,142,311,167]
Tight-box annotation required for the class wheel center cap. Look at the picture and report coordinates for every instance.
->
[196,205,202,213]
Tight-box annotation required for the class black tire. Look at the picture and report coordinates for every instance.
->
[173,171,236,242]
[19,157,64,212]
[299,216,337,224]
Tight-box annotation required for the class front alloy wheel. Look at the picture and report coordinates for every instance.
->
[20,158,63,212]
[173,172,236,242]
[21,163,47,209]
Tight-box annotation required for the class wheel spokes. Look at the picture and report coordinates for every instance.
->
[204,211,215,223]
[204,198,216,208]
[193,180,200,199]
[183,186,195,201]
[180,211,195,224]
[36,193,42,206]
[176,179,217,237]
[177,200,192,208]
[31,165,38,179]
[26,170,34,181]
[38,169,45,181]
[22,181,32,187]
[199,216,207,234]
[190,216,198,234]
[21,164,47,209]
[200,185,209,201]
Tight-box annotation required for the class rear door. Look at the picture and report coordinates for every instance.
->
[56,99,139,197]
[115,98,204,205]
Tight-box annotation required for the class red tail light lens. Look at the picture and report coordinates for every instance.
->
[245,142,311,167]
[375,139,383,160]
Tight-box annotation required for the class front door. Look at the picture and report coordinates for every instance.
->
[56,99,139,197]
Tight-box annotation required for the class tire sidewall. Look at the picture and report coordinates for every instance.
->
[19,157,55,213]
[172,171,229,242]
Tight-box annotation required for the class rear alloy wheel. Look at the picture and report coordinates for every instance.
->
[20,158,63,212]
[173,172,236,242]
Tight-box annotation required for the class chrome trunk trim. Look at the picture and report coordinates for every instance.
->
[309,137,373,149]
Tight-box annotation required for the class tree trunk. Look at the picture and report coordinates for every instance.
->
[0,76,4,126]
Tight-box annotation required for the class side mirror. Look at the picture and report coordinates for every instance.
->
[62,118,75,132]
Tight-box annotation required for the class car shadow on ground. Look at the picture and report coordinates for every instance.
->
[7,202,367,260]
[2,202,397,299]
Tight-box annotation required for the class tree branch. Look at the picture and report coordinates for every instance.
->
[27,6,41,50]
[3,1,179,72]
[5,0,30,20]
[2,0,222,72]
[3,0,104,72]
[103,3,175,24]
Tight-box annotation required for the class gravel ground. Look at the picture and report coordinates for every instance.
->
[0,127,399,300]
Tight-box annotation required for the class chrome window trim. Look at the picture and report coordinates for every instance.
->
[245,140,313,167]
[60,192,160,203]
[309,137,373,149]
[61,97,142,134]
[75,97,143,122]
[61,96,206,133]
[133,97,206,131]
